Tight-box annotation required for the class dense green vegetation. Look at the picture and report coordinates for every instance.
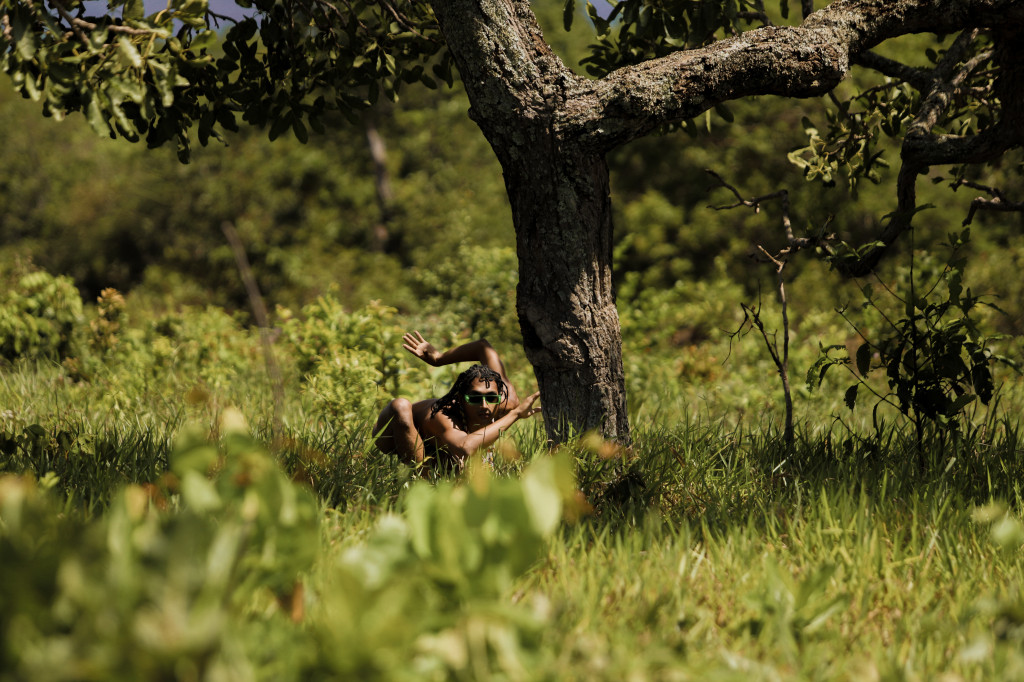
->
[4,6,1024,680]
[2,274,1024,679]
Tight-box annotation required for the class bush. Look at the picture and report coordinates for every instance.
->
[0,267,84,362]
[0,415,578,681]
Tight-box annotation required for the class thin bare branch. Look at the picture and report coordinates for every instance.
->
[70,17,157,36]
[377,0,437,42]
[954,181,1024,225]
[854,51,932,91]
[705,168,786,214]
[704,169,832,257]
[48,0,90,45]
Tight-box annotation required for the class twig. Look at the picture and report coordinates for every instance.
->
[221,221,286,440]
[854,51,932,92]
[706,168,786,214]
[709,171,811,447]
[49,0,90,45]
[377,0,435,42]
[962,193,1024,225]
[71,17,155,36]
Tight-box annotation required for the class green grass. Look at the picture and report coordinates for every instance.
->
[524,483,1024,680]
[3,308,1024,680]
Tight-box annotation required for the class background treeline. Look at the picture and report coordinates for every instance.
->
[2,6,1024,433]
[3,8,1023,332]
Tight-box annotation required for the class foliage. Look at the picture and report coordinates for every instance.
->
[0,413,578,682]
[0,412,320,682]
[280,292,407,387]
[809,229,1016,440]
[0,0,445,160]
[412,244,521,349]
[572,0,805,77]
[0,265,84,362]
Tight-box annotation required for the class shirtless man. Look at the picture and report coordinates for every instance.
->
[372,331,541,471]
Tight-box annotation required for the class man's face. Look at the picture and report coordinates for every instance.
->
[462,377,501,423]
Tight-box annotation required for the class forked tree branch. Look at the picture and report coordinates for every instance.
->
[955,180,1024,225]
[705,168,833,257]
[837,27,1021,276]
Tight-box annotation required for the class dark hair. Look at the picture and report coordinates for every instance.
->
[429,364,507,428]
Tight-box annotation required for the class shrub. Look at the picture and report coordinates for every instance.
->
[0,267,84,362]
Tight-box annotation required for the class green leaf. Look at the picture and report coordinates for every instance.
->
[190,30,218,52]
[181,469,223,512]
[268,110,292,141]
[855,342,872,377]
[11,11,38,61]
[123,0,145,21]
[171,0,209,27]
[292,118,308,143]
[149,61,176,107]
[844,384,858,410]
[85,95,110,136]
[563,0,576,31]
[117,36,144,69]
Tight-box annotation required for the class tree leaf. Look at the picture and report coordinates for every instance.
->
[292,118,309,143]
[844,384,858,410]
[855,342,872,377]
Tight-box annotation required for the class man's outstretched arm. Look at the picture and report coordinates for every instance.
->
[402,331,503,372]
[402,331,521,410]
[424,391,541,460]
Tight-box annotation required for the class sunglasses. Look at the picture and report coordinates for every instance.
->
[464,392,502,405]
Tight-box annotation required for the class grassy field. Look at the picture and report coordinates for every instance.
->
[2,279,1024,681]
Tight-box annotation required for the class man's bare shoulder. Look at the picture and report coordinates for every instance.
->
[410,399,438,426]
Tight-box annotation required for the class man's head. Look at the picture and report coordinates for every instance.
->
[430,364,507,426]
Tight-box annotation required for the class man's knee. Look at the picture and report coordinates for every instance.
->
[390,398,414,421]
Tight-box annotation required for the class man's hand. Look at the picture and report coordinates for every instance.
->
[513,391,542,419]
[402,330,441,366]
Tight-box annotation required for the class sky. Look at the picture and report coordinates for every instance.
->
[81,1,610,23]
[81,0,253,20]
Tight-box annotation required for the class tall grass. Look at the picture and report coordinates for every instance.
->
[5,348,1024,678]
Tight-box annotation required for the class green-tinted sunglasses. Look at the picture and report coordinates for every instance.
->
[464,393,502,405]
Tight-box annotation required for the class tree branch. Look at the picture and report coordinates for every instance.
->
[835,27,1020,276]
[562,0,1024,151]
[853,50,932,91]
[48,0,90,45]
[705,169,833,254]
[955,180,1024,225]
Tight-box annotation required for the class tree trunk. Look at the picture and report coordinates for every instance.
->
[362,110,394,252]
[504,142,629,444]
[430,0,630,444]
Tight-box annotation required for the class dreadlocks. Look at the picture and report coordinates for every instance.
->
[429,364,507,429]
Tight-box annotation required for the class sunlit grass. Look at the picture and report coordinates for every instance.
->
[4,312,1024,679]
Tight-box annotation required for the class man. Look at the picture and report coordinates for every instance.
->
[372,331,541,471]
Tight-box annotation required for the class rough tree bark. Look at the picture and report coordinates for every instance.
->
[428,0,1024,445]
